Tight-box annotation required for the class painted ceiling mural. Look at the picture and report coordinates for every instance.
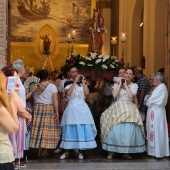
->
[11,0,91,43]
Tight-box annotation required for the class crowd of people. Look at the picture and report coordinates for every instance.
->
[0,59,169,170]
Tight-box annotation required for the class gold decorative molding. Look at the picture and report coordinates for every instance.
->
[11,42,34,46]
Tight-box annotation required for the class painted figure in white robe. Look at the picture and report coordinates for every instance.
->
[146,72,169,158]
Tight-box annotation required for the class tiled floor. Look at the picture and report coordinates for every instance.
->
[20,143,170,170]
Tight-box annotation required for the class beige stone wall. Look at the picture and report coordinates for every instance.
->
[0,0,7,69]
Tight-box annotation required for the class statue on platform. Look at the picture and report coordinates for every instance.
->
[40,33,51,55]
[87,9,106,55]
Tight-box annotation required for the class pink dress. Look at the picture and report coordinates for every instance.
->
[9,78,26,159]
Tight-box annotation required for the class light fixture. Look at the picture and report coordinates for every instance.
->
[140,22,143,27]
[120,32,127,43]
[120,32,127,68]
[70,30,76,39]
[67,34,71,56]
[67,30,77,56]
[111,36,117,56]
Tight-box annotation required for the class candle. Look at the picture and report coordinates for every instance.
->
[111,36,117,45]
[71,30,76,39]
[68,34,71,42]
[120,32,127,42]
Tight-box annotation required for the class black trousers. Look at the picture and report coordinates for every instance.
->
[0,162,14,170]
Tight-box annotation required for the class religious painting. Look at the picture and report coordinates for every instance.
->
[11,0,91,43]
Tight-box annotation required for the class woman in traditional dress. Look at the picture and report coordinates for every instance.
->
[60,65,97,160]
[100,68,145,159]
[29,69,61,158]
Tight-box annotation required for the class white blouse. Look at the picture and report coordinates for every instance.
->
[58,79,67,97]
[65,83,85,100]
[113,83,138,102]
[33,83,57,104]
[18,77,26,108]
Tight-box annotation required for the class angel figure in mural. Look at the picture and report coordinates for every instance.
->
[66,2,81,28]
[40,34,51,55]
[87,9,106,55]
[40,0,51,14]
[72,3,81,19]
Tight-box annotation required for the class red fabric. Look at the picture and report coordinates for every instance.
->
[168,124,170,136]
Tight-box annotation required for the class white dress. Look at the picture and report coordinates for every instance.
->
[146,83,169,158]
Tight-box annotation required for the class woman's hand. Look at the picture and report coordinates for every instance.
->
[31,86,37,93]
[8,90,17,113]
[119,77,125,87]
[26,118,31,125]
[54,112,59,120]
[8,89,15,102]
[81,76,85,84]
[75,75,79,83]
[123,78,127,87]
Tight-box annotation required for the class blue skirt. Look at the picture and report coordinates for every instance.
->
[102,123,145,153]
[60,124,97,150]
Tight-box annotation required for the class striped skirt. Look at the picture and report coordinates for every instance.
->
[29,103,61,149]
[102,122,146,153]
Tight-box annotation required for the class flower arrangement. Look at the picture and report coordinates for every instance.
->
[63,52,120,71]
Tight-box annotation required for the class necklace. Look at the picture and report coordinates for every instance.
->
[126,81,132,87]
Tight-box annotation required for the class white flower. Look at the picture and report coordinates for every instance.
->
[102,64,108,69]
[87,64,93,66]
[67,55,71,60]
[115,59,119,63]
[103,57,108,62]
[110,64,115,68]
[104,55,110,59]
[111,56,116,59]
[82,56,86,58]
[90,52,97,59]
[79,61,85,65]
[98,55,103,58]
[95,59,102,64]
[85,56,92,60]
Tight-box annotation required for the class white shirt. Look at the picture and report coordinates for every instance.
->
[58,79,67,97]
[33,83,57,104]
[113,83,138,102]
[65,83,85,100]
[18,77,26,107]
